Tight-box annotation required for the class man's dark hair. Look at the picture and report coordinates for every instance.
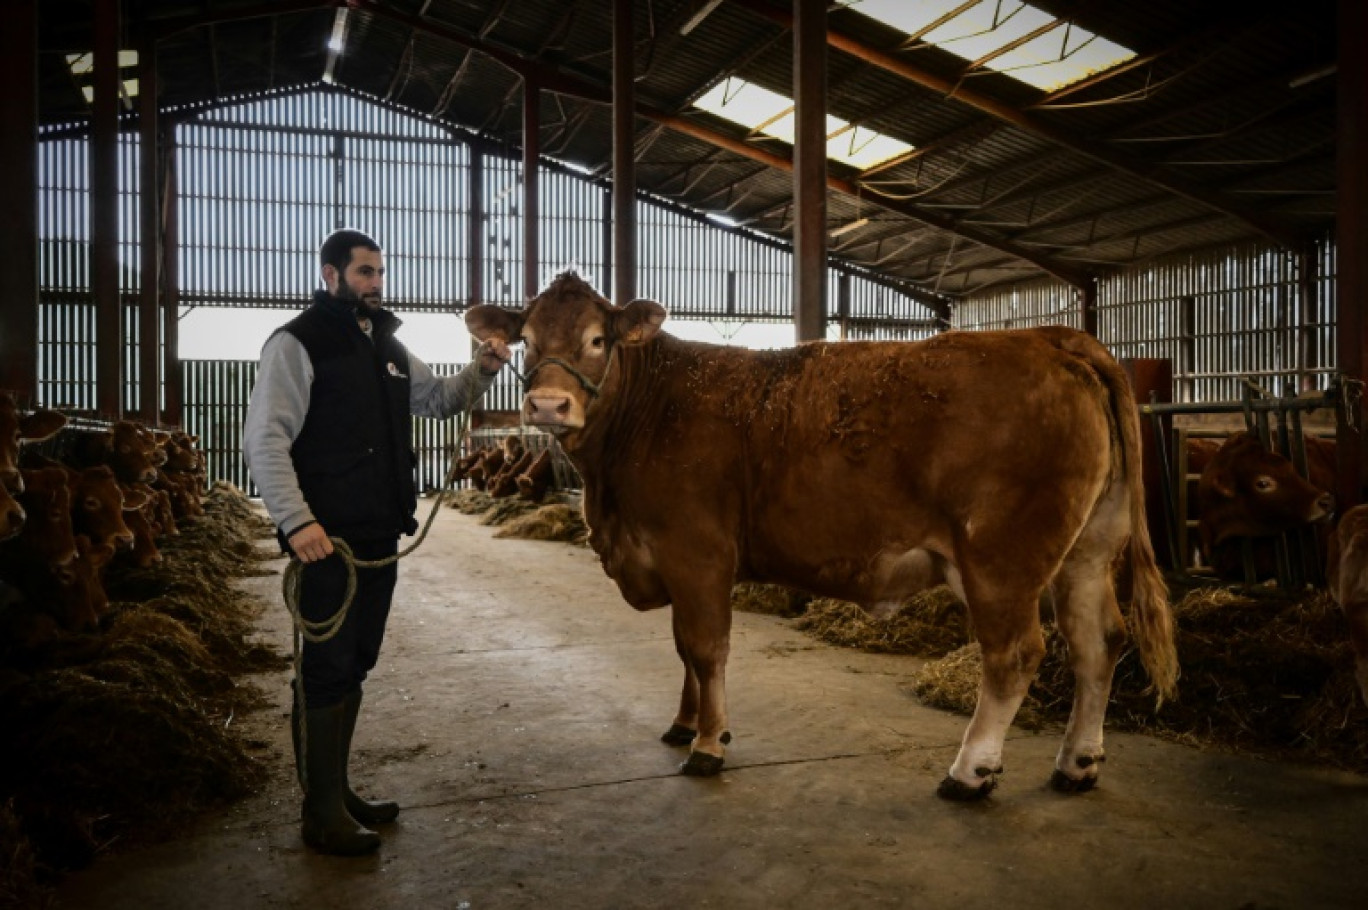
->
[320,229,381,273]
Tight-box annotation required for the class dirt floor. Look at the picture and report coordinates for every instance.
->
[55,504,1368,910]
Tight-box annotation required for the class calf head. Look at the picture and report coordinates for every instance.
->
[107,421,160,483]
[466,272,666,435]
[15,466,79,577]
[69,465,141,551]
[0,392,67,496]
[1197,432,1334,552]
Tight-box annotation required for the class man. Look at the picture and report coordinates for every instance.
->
[244,229,510,856]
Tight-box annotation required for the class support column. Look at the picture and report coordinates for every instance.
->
[93,0,122,418]
[1336,0,1367,508]
[1081,277,1098,338]
[161,123,182,427]
[612,0,637,303]
[138,36,160,424]
[523,78,540,300]
[0,0,39,400]
[468,145,484,307]
[792,0,827,342]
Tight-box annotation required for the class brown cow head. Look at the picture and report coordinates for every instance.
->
[0,391,67,498]
[14,466,79,578]
[67,465,141,551]
[1197,432,1334,552]
[466,272,666,436]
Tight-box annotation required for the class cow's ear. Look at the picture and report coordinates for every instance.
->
[615,299,667,345]
[466,304,525,344]
[1209,467,1237,500]
[19,408,67,443]
[121,488,150,511]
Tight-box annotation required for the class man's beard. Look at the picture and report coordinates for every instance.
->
[336,277,382,312]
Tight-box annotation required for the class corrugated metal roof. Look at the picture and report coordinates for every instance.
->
[35,0,1340,297]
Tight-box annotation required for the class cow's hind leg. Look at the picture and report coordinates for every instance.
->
[1049,483,1131,792]
[941,583,1046,800]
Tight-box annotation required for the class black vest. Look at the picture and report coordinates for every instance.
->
[281,291,418,542]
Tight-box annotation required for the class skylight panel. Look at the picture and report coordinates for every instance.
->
[847,0,1135,92]
[693,78,914,170]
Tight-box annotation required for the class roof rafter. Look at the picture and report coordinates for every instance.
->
[728,0,1306,249]
[348,0,1093,287]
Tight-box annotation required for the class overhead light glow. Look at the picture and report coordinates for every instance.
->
[66,50,139,75]
[847,0,1136,92]
[693,78,914,170]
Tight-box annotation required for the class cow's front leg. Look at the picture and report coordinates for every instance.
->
[666,580,733,776]
[661,654,699,746]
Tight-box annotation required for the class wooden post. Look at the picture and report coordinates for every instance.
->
[792,0,827,342]
[1335,0,1367,509]
[0,0,39,401]
[161,122,182,427]
[138,36,160,424]
[612,0,637,303]
[522,78,540,301]
[93,0,123,418]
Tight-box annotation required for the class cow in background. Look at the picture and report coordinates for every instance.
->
[1195,432,1335,581]
[1327,504,1368,706]
[468,272,1177,800]
[0,393,68,540]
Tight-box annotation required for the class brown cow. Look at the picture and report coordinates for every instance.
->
[517,449,555,502]
[65,464,145,552]
[467,273,1177,799]
[70,420,160,484]
[1327,504,1368,706]
[1196,432,1334,578]
[0,467,81,625]
[0,393,68,540]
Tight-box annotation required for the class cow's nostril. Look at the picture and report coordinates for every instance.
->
[556,399,570,416]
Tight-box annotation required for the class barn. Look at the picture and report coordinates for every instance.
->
[2,0,1366,907]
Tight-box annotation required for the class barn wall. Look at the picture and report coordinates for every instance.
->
[954,238,1339,402]
[34,86,934,488]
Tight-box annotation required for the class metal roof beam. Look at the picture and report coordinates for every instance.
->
[728,0,1306,250]
[350,0,1092,288]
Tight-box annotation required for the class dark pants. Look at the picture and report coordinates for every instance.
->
[296,536,400,708]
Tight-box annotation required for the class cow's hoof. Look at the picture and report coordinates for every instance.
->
[1049,769,1098,793]
[660,724,696,746]
[936,774,997,801]
[679,752,725,777]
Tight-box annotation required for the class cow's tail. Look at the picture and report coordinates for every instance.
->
[1047,328,1180,703]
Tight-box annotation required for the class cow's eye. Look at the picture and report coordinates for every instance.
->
[1254,476,1276,492]
[590,336,605,350]
[85,496,100,510]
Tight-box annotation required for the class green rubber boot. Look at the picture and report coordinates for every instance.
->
[340,690,400,825]
[296,702,380,856]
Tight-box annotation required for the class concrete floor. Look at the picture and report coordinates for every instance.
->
[57,504,1368,909]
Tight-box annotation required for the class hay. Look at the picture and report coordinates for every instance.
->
[0,800,55,910]
[0,479,285,897]
[493,504,589,545]
[730,583,802,617]
[448,489,495,514]
[479,497,546,527]
[792,586,968,658]
[904,583,1368,771]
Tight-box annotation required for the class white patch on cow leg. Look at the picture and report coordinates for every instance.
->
[1051,480,1129,786]
[672,658,700,732]
[943,564,967,605]
[948,630,1043,789]
[1052,573,1122,784]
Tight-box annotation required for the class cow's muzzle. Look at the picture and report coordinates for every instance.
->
[523,390,581,429]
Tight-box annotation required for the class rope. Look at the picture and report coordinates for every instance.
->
[283,388,477,792]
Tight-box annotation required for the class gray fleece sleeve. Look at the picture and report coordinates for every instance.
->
[242,331,316,538]
[408,351,499,419]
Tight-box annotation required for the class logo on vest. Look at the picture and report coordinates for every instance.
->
[387,362,408,379]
